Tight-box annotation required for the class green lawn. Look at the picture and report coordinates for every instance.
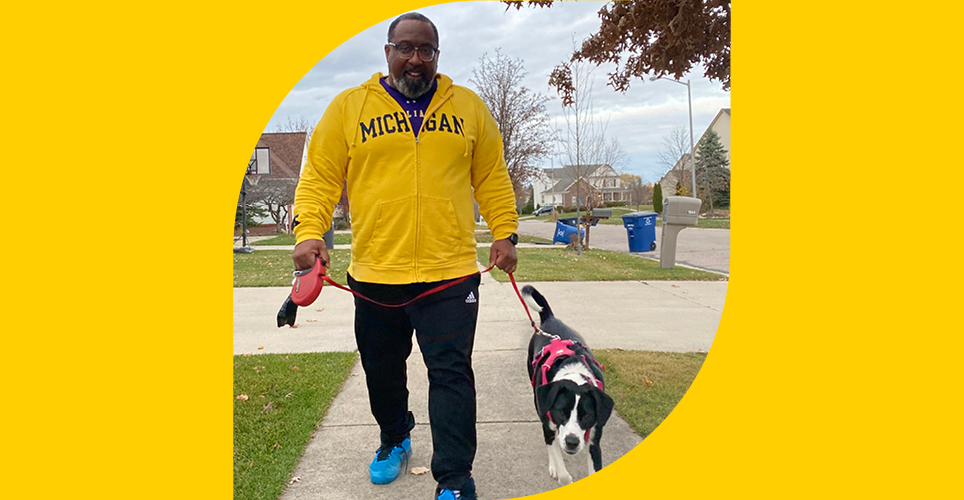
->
[235,246,723,287]
[474,231,552,244]
[234,352,357,500]
[234,249,351,287]
[252,233,352,246]
[594,350,706,438]
[477,247,725,282]
[530,207,729,229]
[697,218,730,229]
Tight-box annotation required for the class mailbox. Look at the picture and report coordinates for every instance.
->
[590,207,612,218]
[663,196,701,226]
[659,196,702,269]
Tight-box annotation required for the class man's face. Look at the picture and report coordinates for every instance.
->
[384,20,438,99]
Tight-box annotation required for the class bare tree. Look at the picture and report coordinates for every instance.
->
[657,126,693,197]
[619,174,651,210]
[276,115,316,141]
[470,50,554,193]
[657,126,690,171]
[249,178,298,233]
[555,51,622,254]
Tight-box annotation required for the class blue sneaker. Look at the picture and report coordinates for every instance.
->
[436,478,476,500]
[369,437,411,484]
[436,490,459,500]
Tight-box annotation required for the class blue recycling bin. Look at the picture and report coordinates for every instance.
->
[553,221,585,245]
[621,211,658,252]
[558,216,599,227]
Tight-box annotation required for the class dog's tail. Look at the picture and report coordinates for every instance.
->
[521,285,554,324]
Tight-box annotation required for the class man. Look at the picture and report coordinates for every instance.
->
[291,12,518,500]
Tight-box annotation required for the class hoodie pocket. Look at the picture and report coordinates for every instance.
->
[354,196,417,266]
[416,196,463,264]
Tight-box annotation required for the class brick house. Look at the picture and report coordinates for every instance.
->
[534,164,629,208]
[245,132,308,233]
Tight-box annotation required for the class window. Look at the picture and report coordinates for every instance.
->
[248,147,270,175]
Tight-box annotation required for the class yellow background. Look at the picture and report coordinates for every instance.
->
[3,0,961,498]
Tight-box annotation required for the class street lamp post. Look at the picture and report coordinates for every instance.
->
[651,76,696,198]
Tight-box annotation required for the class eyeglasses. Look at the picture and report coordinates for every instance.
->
[387,42,438,62]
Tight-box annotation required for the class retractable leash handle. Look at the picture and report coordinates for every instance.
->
[291,257,328,306]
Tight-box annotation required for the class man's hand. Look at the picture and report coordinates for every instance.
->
[488,238,518,274]
[293,238,330,271]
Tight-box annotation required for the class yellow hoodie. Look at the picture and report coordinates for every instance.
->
[294,72,519,284]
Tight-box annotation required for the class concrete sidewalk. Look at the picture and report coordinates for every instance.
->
[235,267,725,499]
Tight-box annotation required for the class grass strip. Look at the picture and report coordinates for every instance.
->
[477,247,725,282]
[594,350,706,438]
[474,231,552,244]
[234,249,351,287]
[252,233,352,246]
[234,352,357,500]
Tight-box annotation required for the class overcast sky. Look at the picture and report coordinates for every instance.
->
[265,1,731,184]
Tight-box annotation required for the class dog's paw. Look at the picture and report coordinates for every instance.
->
[548,463,572,485]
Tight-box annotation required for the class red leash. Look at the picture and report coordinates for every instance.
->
[509,272,540,334]
[320,264,495,309]
[294,258,540,333]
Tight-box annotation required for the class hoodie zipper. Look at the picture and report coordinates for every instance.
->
[414,91,454,281]
[372,80,452,282]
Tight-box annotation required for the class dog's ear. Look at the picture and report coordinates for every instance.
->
[536,380,576,415]
[592,388,615,427]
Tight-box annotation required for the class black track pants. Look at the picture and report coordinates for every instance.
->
[348,272,481,490]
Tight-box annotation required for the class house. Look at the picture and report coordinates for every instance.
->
[658,108,730,199]
[533,164,629,208]
[245,131,308,233]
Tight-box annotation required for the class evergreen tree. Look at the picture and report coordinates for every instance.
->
[653,182,663,215]
[522,185,535,215]
[695,129,730,212]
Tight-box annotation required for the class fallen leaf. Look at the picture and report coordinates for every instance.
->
[289,324,299,329]
[236,394,249,401]
[254,366,266,372]
[248,461,254,468]
[644,379,654,387]
[272,442,281,450]
[316,307,325,312]
[290,366,300,371]
[285,392,294,398]
[306,319,318,322]
[411,466,431,475]
[258,346,264,350]
[697,349,706,353]
[242,353,252,357]
[288,477,301,485]
[671,284,680,288]
[263,402,276,411]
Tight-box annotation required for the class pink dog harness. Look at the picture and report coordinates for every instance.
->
[530,337,604,390]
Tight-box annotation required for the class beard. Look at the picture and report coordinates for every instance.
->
[391,68,433,99]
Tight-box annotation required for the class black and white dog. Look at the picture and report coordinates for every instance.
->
[523,285,615,485]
